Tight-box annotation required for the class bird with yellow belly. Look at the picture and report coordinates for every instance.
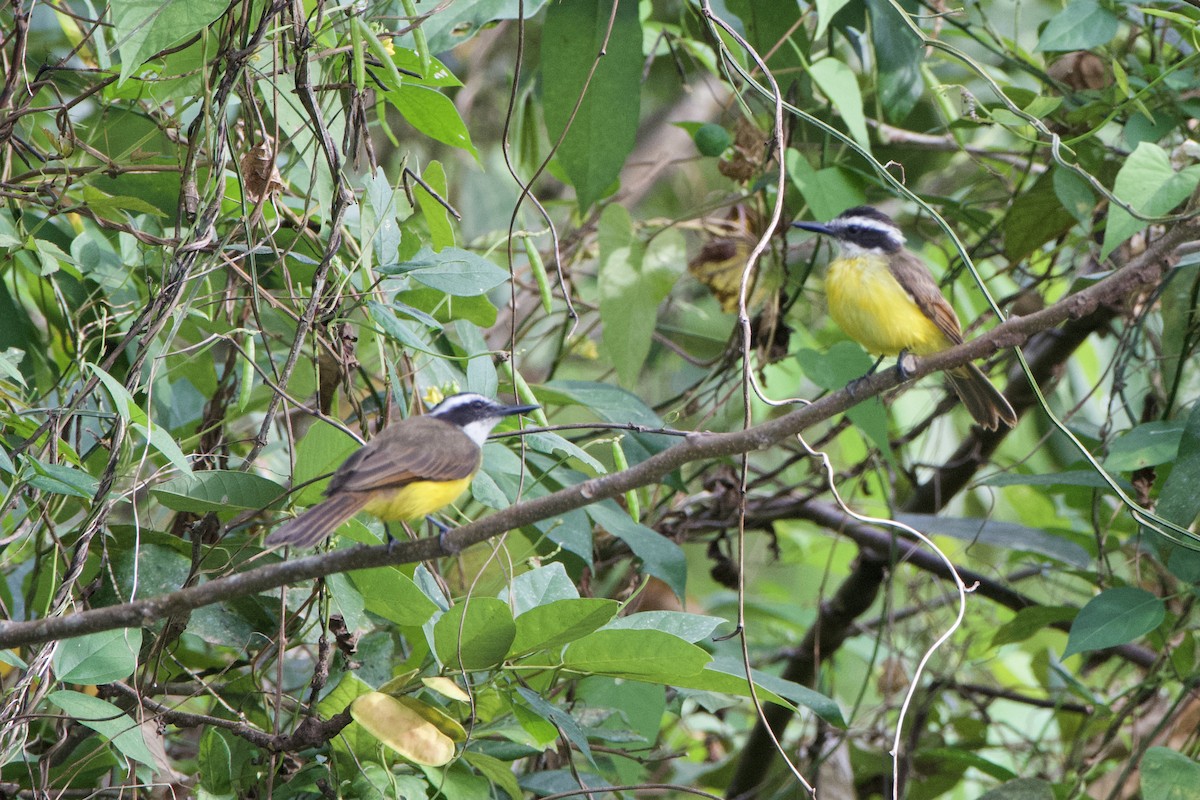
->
[794,206,1017,431]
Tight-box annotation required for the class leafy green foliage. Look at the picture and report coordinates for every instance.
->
[4,0,1200,796]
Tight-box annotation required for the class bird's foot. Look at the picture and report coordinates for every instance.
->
[895,349,916,380]
[427,515,460,555]
[847,355,887,397]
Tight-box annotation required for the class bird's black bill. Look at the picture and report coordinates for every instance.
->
[793,220,832,235]
[501,403,540,416]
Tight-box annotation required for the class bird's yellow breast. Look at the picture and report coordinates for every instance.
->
[360,476,474,522]
[825,254,950,356]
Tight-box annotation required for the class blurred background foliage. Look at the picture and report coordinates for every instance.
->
[2,0,1200,797]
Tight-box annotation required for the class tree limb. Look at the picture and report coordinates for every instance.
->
[0,219,1193,652]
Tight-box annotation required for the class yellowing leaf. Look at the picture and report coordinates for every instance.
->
[351,692,456,766]
[422,676,471,703]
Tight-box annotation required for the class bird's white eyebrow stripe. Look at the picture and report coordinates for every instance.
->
[833,214,907,248]
[835,216,898,236]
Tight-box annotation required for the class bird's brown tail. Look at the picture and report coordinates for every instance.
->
[265,492,372,548]
[945,364,1018,431]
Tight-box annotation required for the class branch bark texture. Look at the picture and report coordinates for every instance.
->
[0,219,1193,655]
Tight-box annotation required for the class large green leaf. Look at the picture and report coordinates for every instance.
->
[1102,143,1200,258]
[46,691,159,768]
[1141,747,1200,800]
[1104,421,1186,471]
[561,629,711,681]
[588,501,687,599]
[807,58,871,152]
[350,567,439,627]
[152,470,288,514]
[401,0,551,54]
[111,0,229,83]
[868,0,923,122]
[433,597,516,670]
[383,85,479,158]
[542,0,642,211]
[509,598,620,657]
[504,562,581,614]
[1035,0,1118,52]
[597,206,685,386]
[896,513,1091,567]
[384,246,511,296]
[1063,587,1165,658]
[52,629,142,685]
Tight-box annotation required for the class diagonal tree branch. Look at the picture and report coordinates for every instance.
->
[721,231,1187,798]
[0,219,1193,653]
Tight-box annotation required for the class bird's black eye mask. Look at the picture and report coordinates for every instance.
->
[838,223,903,253]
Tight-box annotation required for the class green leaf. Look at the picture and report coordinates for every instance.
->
[1003,171,1079,262]
[383,85,478,157]
[396,286,500,328]
[350,567,439,627]
[978,469,1133,491]
[807,58,871,152]
[1104,421,1185,471]
[541,381,664,428]
[198,728,234,795]
[82,186,167,219]
[1053,167,1097,224]
[369,301,433,351]
[1141,747,1200,800]
[797,343,892,459]
[1155,401,1200,530]
[152,470,288,514]
[415,161,455,250]
[972,777,1052,799]
[815,0,853,38]
[990,605,1076,647]
[52,629,142,685]
[504,562,580,614]
[1035,0,1118,52]
[46,690,159,767]
[292,420,360,505]
[598,206,685,386]
[25,458,97,499]
[542,0,642,211]
[515,686,597,768]
[405,0,551,54]
[386,246,511,296]
[1062,587,1165,658]
[462,751,524,800]
[588,502,687,599]
[786,155,867,222]
[868,0,923,122]
[562,629,711,681]
[682,658,846,726]
[1102,143,1200,259]
[433,597,517,670]
[509,598,621,657]
[111,0,229,83]
[896,513,1091,567]
[524,431,607,474]
[605,611,728,643]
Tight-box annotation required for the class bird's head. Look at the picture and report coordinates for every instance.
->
[428,393,540,445]
[793,206,906,257]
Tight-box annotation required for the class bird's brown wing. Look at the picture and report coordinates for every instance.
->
[887,250,965,345]
[326,416,481,495]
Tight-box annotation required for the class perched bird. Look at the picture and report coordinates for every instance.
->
[266,393,539,548]
[793,206,1017,430]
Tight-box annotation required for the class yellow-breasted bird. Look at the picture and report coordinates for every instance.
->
[793,206,1017,431]
[265,393,539,548]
